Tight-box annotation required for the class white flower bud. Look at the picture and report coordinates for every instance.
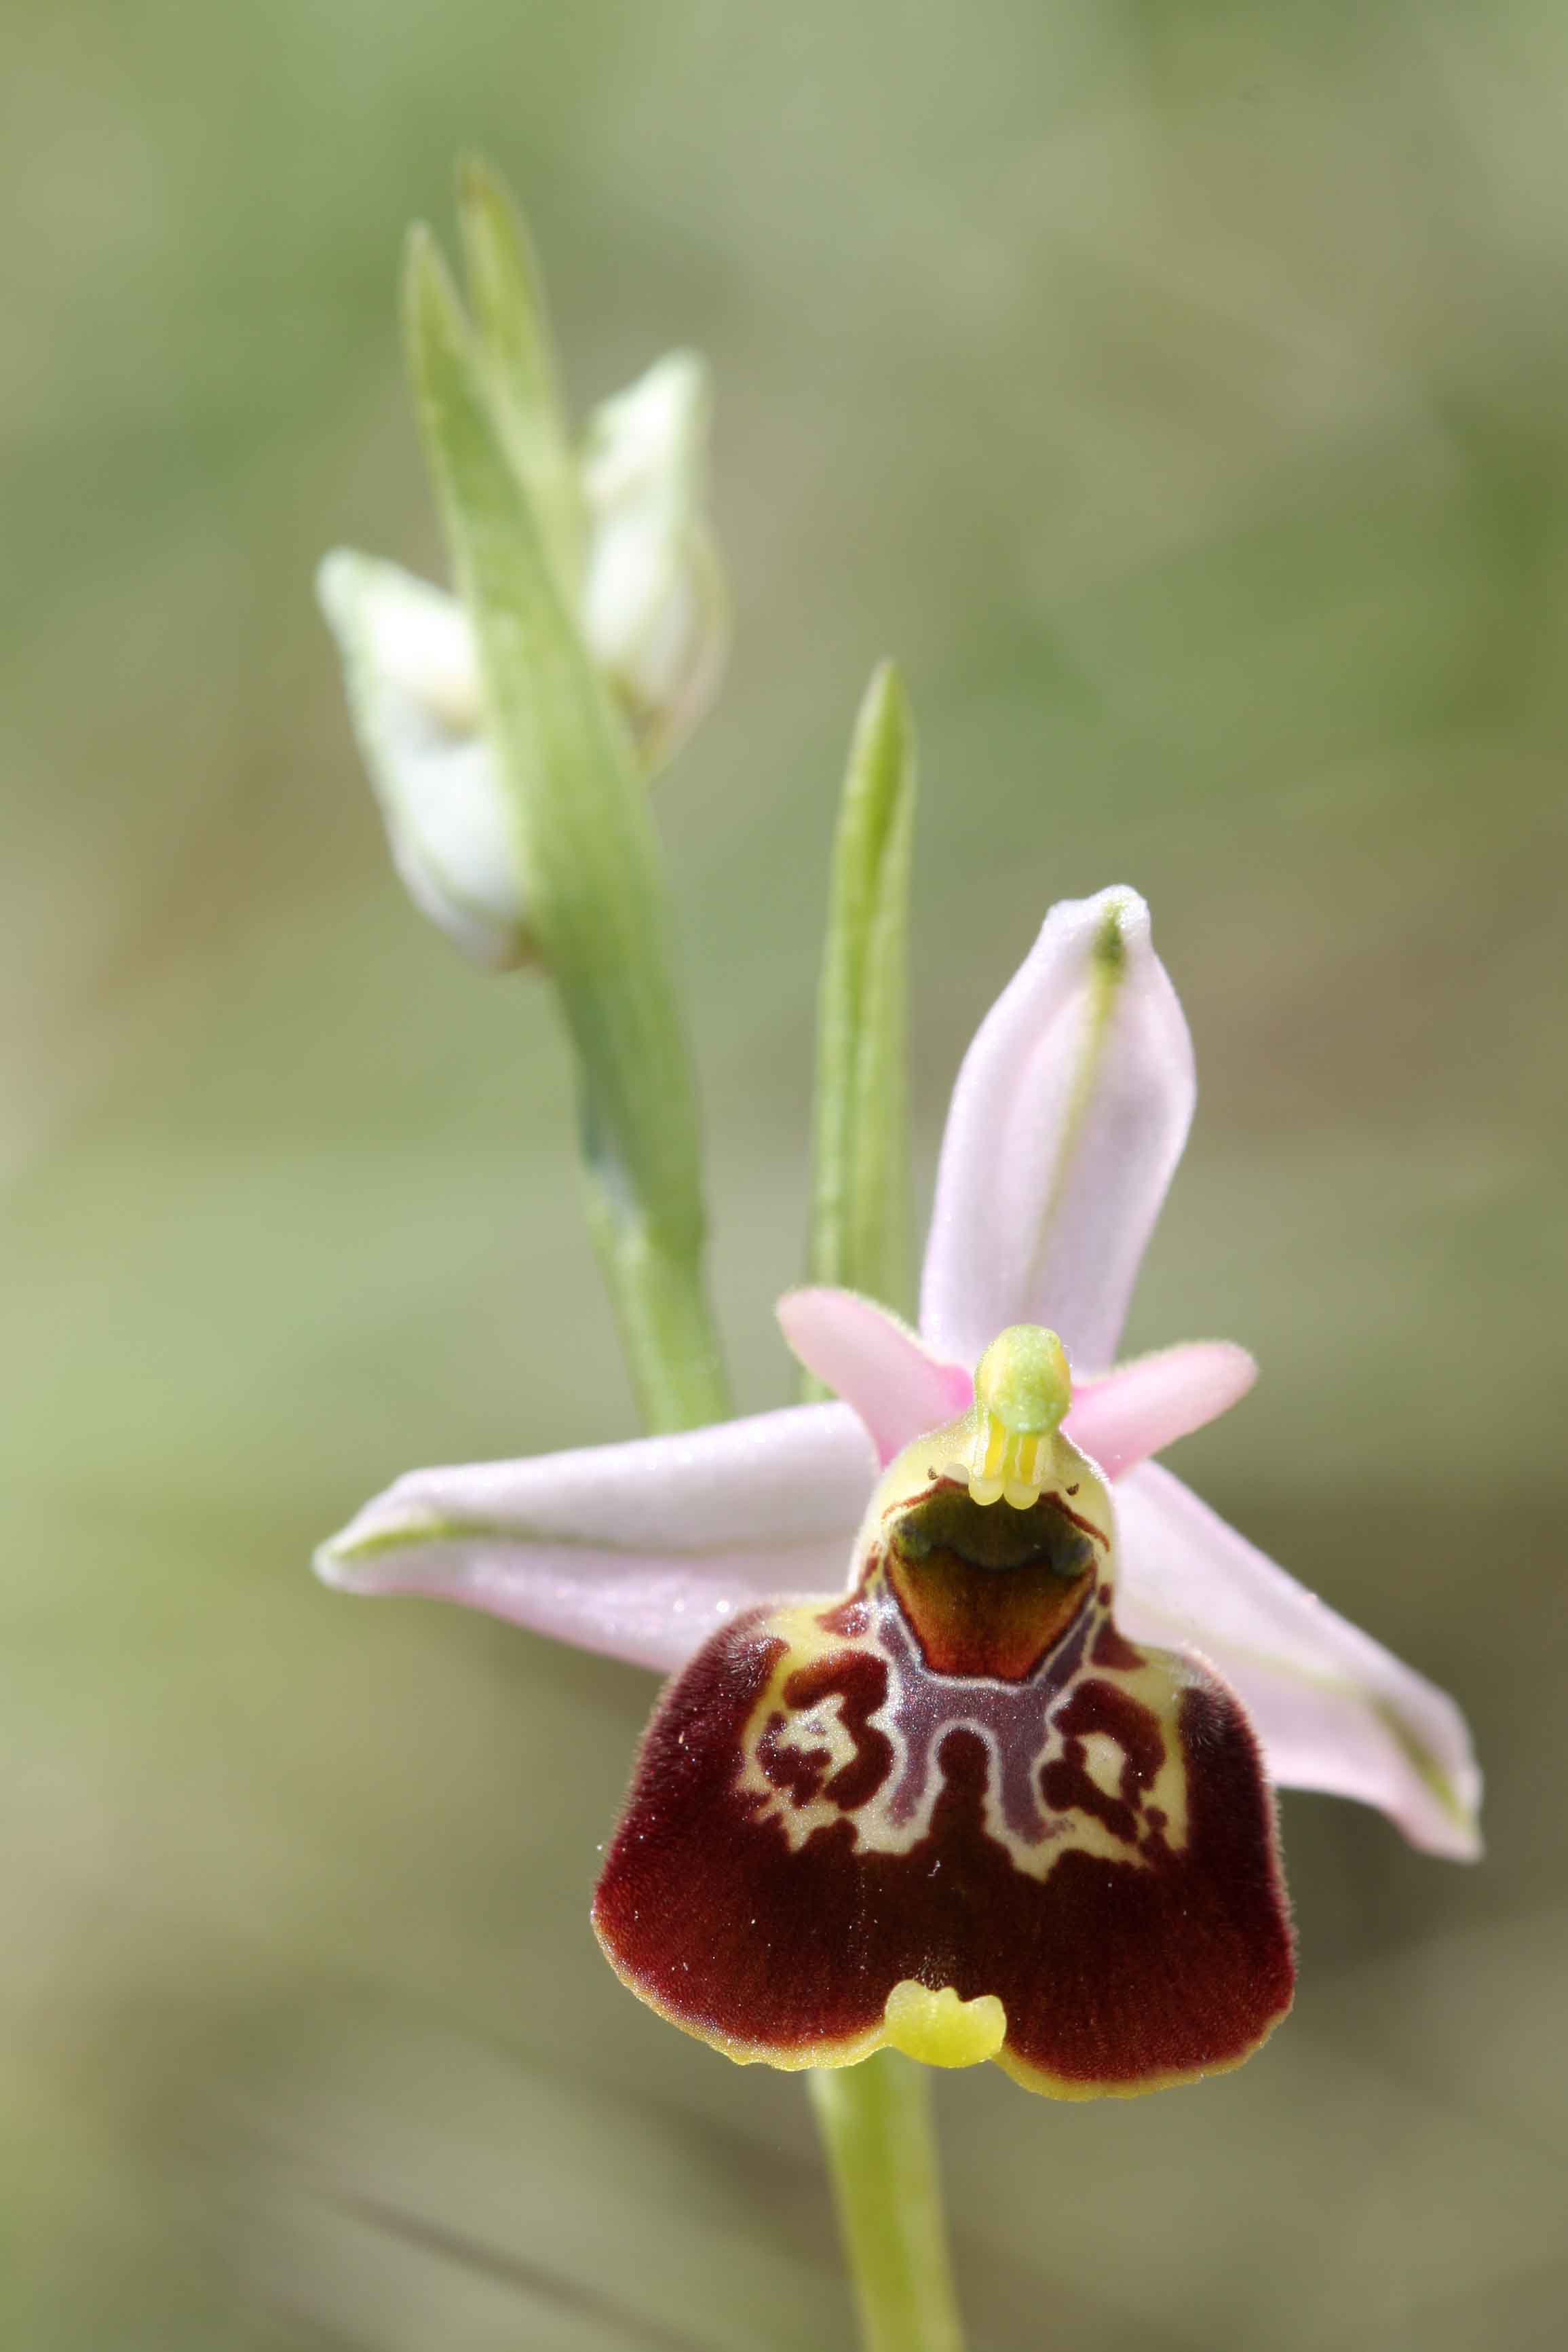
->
[316,551,533,969]
[580,353,727,769]
[319,360,725,965]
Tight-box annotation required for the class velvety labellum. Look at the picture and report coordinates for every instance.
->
[593,1473,1295,2098]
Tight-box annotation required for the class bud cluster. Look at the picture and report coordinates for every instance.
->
[318,168,727,970]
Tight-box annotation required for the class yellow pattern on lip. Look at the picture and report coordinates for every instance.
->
[944,1325,1073,1509]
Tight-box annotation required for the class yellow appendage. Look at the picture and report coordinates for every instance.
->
[881,1981,1008,2070]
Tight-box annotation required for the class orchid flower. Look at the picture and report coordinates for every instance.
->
[318,887,1480,2100]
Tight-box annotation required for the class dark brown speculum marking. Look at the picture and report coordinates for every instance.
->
[883,1480,1098,1681]
[1040,1676,1168,1846]
[758,1650,894,1812]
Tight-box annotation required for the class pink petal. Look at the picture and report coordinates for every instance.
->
[777,1287,974,1465]
[1067,1342,1257,1481]
[919,889,1195,1377]
[315,1402,874,1675]
[1113,1462,1482,1860]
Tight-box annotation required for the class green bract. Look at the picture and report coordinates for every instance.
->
[807,662,917,1327]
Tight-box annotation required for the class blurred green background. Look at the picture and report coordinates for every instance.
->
[3,2,1565,2345]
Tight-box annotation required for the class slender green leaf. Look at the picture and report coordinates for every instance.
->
[807,661,917,1323]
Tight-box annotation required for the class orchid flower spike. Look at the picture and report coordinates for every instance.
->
[318,351,725,968]
[318,888,1481,2099]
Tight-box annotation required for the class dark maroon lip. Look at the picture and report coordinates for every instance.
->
[591,1599,1295,2093]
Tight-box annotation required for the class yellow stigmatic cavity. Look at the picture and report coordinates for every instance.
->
[882,1981,1008,2069]
[946,1325,1073,1509]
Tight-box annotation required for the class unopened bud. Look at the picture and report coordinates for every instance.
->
[317,551,534,969]
[320,361,726,966]
[580,352,727,769]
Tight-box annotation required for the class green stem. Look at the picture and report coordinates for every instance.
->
[809,2055,965,2352]
[580,1168,730,1433]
